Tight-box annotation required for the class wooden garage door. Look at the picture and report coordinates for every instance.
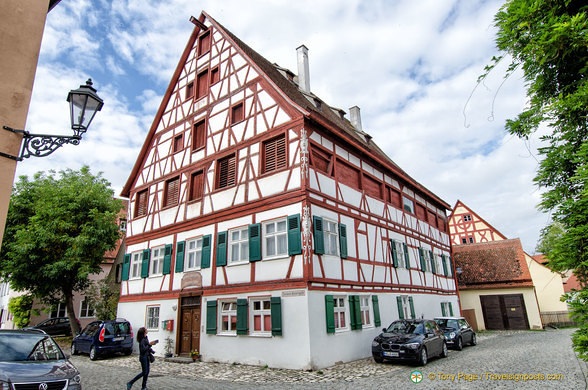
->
[480,294,529,330]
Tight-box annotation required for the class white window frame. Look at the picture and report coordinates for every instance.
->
[185,237,203,270]
[441,302,452,316]
[150,246,165,276]
[130,252,142,279]
[463,214,472,222]
[146,305,160,330]
[333,296,349,332]
[262,218,288,259]
[403,196,414,214]
[360,295,372,328]
[79,298,94,318]
[51,303,66,318]
[228,227,249,265]
[395,241,406,268]
[323,219,339,256]
[219,300,237,335]
[401,296,411,319]
[249,297,271,336]
[445,256,453,277]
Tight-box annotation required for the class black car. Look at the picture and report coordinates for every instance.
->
[28,317,77,336]
[71,319,133,360]
[434,317,477,350]
[0,329,82,389]
[372,319,448,366]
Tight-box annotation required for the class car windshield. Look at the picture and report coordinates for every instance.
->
[385,321,424,334]
[0,334,65,362]
[436,319,459,329]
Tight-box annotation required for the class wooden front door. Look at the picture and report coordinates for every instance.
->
[480,294,529,330]
[179,295,201,356]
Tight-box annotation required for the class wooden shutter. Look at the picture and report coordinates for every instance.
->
[419,248,426,271]
[409,297,415,319]
[313,216,325,255]
[287,214,302,255]
[175,241,185,272]
[206,300,217,334]
[164,177,180,207]
[363,174,382,199]
[198,30,211,55]
[339,224,348,259]
[162,244,173,275]
[248,223,261,261]
[211,66,220,84]
[185,82,194,99]
[430,251,436,274]
[325,295,335,334]
[349,295,361,330]
[236,299,248,335]
[216,231,227,266]
[192,120,206,150]
[441,303,447,317]
[135,190,148,217]
[122,254,131,281]
[217,154,236,189]
[372,295,381,327]
[442,255,448,276]
[196,70,208,99]
[449,302,454,316]
[336,160,360,189]
[141,249,150,278]
[311,148,332,174]
[271,297,282,336]
[190,170,204,200]
[391,240,398,268]
[263,135,287,173]
[201,235,212,268]
[231,102,244,124]
[396,296,404,319]
[449,256,454,276]
[403,243,410,268]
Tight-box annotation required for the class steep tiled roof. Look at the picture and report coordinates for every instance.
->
[453,238,533,289]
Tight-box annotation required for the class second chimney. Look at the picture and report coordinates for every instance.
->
[297,45,310,93]
[350,106,362,130]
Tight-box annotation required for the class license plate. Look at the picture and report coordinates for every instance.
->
[113,337,124,341]
[383,351,399,357]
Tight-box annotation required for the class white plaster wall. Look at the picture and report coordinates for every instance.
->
[526,254,568,312]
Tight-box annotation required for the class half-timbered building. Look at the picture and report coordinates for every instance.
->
[118,12,458,370]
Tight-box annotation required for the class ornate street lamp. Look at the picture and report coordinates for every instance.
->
[1,79,104,161]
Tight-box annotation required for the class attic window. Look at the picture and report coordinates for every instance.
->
[198,30,211,56]
[196,70,208,100]
[173,134,183,153]
[231,102,244,124]
[211,66,220,85]
[463,214,472,222]
[186,82,194,100]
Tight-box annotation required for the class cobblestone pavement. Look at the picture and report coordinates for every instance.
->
[69,328,587,389]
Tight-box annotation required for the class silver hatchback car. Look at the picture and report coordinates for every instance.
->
[0,329,82,389]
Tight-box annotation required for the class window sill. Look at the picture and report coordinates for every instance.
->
[191,146,205,153]
[262,254,289,262]
[258,165,289,179]
[161,203,178,211]
[217,332,237,337]
[248,333,271,338]
[227,261,248,267]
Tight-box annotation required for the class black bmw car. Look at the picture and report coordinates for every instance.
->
[434,317,477,350]
[371,319,448,366]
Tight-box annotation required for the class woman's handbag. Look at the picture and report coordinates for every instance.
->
[149,353,155,363]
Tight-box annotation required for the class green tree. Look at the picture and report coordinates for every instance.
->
[85,278,120,321]
[0,166,123,334]
[7,294,34,328]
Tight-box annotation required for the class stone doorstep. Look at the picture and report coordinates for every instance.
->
[164,356,196,364]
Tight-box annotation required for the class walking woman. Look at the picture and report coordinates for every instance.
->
[127,327,158,390]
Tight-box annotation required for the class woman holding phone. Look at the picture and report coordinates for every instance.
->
[127,327,158,390]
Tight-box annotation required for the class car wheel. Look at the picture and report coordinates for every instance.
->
[441,342,448,358]
[89,346,98,361]
[471,334,477,346]
[418,348,428,366]
[456,337,463,351]
[71,343,78,356]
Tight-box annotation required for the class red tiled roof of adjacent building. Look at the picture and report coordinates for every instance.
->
[453,238,533,290]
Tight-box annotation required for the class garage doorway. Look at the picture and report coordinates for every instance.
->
[480,294,529,330]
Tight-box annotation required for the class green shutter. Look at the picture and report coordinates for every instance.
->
[141,249,150,278]
[419,248,426,272]
[249,223,261,262]
[122,254,131,281]
[325,295,335,333]
[372,295,381,327]
[391,240,398,268]
[430,251,436,274]
[349,295,361,330]
[287,214,302,255]
[271,297,282,336]
[409,296,415,319]
[396,296,404,319]
[216,231,227,266]
[236,298,248,335]
[449,302,454,316]
[441,303,447,316]
[449,256,454,276]
[313,216,325,255]
[339,224,348,259]
[201,235,212,268]
[175,241,185,272]
[403,243,410,268]
[442,255,448,276]
[162,244,173,275]
[206,300,217,334]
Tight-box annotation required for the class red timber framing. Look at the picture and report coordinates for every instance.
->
[448,200,508,247]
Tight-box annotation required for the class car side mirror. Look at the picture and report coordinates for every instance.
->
[382,328,387,333]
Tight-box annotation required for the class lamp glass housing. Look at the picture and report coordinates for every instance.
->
[67,79,104,137]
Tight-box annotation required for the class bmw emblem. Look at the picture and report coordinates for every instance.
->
[39,383,48,390]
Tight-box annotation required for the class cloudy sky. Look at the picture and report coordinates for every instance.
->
[16,0,550,254]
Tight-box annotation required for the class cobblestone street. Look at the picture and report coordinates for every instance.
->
[70,328,587,389]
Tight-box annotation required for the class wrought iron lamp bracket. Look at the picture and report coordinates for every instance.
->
[1,125,82,162]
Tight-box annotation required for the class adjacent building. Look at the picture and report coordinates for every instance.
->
[118,12,458,369]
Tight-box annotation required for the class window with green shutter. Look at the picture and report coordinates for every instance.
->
[441,302,447,316]
[419,247,426,272]
[206,300,217,334]
[409,296,415,319]
[216,231,227,266]
[236,298,248,335]
[349,295,362,330]
[271,297,282,336]
[122,254,131,281]
[175,241,185,272]
[313,216,325,255]
[449,302,454,316]
[339,224,348,259]
[372,295,381,327]
[396,296,404,319]
[391,240,398,268]
[325,295,335,333]
[403,243,410,268]
[201,235,212,268]
[442,255,448,276]
[162,244,173,275]
[430,250,436,274]
[287,214,302,255]
[248,223,261,262]
[141,249,150,278]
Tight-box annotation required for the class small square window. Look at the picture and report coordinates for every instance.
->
[231,102,244,124]
[462,238,467,244]
[173,134,183,153]
[163,176,180,208]
[211,66,220,84]
[469,236,474,243]
[192,119,206,150]
[463,214,472,222]
[146,306,160,330]
[216,154,236,189]
[186,82,194,99]
[135,189,148,218]
[189,171,204,201]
